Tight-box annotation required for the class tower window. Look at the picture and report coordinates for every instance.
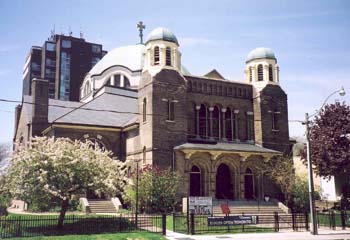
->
[257,64,263,81]
[269,65,273,81]
[154,46,160,65]
[249,67,252,82]
[167,100,175,121]
[143,98,147,122]
[166,47,172,66]
[271,111,280,131]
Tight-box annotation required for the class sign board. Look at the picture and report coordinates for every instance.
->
[207,215,258,226]
[188,196,212,215]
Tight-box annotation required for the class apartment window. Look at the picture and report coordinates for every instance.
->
[62,40,71,48]
[154,46,160,65]
[91,57,100,67]
[258,64,263,81]
[269,65,273,81]
[31,62,41,71]
[166,47,172,66]
[45,58,56,67]
[46,42,56,51]
[92,45,101,53]
[143,98,147,122]
[59,52,71,100]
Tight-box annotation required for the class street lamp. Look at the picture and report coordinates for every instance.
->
[304,86,346,235]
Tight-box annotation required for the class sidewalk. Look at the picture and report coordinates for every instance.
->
[165,229,350,240]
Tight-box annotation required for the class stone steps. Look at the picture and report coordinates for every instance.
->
[88,199,116,214]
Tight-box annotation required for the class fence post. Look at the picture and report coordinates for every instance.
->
[190,213,195,235]
[341,210,346,230]
[172,212,176,232]
[162,214,166,235]
[305,212,309,231]
[274,211,279,232]
[292,210,296,231]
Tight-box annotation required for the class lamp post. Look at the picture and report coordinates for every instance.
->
[303,86,345,235]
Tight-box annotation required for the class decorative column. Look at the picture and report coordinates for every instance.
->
[110,75,115,86]
[209,107,214,139]
[195,105,201,138]
[234,110,239,141]
[221,108,227,141]
[239,154,249,200]
[121,75,125,87]
[263,64,269,82]
[210,153,220,197]
[184,151,193,197]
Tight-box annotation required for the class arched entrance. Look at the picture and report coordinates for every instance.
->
[190,165,201,196]
[244,168,254,199]
[216,164,233,199]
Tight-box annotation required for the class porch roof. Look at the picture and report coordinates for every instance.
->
[174,142,281,155]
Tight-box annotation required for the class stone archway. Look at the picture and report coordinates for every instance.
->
[216,164,234,199]
[190,165,201,196]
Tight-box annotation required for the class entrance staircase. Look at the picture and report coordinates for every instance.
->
[212,200,287,215]
[87,199,117,214]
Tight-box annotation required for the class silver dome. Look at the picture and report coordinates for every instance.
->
[146,27,179,45]
[246,47,276,62]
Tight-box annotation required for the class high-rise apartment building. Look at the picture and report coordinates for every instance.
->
[22,34,106,101]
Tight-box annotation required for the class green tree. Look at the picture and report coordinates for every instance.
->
[265,155,295,204]
[124,165,181,213]
[303,102,350,177]
[1,137,127,228]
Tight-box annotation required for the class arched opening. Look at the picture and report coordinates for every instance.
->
[166,47,172,66]
[154,46,160,65]
[198,104,209,138]
[216,164,233,199]
[212,106,220,139]
[257,64,263,81]
[225,107,233,141]
[190,165,201,196]
[269,65,273,81]
[124,77,131,88]
[244,168,254,199]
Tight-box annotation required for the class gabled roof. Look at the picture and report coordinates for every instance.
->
[204,69,225,80]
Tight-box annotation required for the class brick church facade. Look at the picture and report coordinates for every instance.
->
[14,27,291,201]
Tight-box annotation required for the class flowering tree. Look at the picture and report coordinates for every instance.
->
[124,165,180,213]
[1,137,127,228]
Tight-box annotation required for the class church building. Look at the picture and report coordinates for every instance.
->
[14,26,291,201]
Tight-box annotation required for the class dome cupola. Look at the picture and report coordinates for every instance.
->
[244,47,279,90]
[146,27,179,45]
[143,27,181,74]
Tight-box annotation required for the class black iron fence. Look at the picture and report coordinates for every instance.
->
[0,214,165,238]
[174,211,349,235]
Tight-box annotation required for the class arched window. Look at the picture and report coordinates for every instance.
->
[143,98,147,122]
[154,46,160,65]
[83,81,91,96]
[190,165,201,196]
[124,77,131,88]
[249,67,252,82]
[257,64,263,81]
[212,106,220,139]
[244,167,254,199]
[166,47,172,66]
[225,107,233,140]
[269,65,273,81]
[198,104,208,138]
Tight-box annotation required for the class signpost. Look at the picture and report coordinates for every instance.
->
[188,196,213,215]
[207,215,258,226]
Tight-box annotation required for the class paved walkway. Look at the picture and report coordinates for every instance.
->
[165,229,350,240]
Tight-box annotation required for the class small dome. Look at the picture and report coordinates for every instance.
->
[146,27,179,45]
[246,47,276,62]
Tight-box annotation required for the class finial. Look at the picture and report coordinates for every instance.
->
[137,21,146,44]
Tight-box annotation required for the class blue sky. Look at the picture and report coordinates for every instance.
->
[0,0,349,144]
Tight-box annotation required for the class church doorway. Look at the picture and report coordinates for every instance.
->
[244,168,254,199]
[216,164,233,199]
[190,165,201,196]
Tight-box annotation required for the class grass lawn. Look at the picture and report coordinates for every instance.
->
[10,232,166,240]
